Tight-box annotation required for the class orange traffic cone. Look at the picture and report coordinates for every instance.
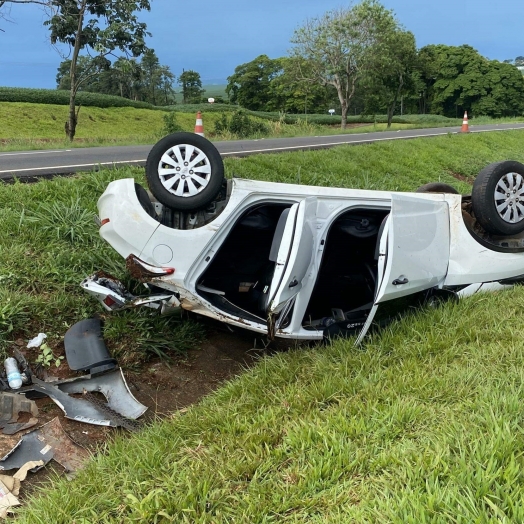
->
[194,111,204,136]
[461,111,469,133]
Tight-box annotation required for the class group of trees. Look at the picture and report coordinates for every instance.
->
[416,45,524,118]
[55,49,176,105]
[227,1,524,127]
[56,53,208,106]
[2,0,524,137]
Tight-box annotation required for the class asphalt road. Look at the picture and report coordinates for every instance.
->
[2,122,524,180]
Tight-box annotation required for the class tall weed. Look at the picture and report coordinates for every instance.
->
[23,198,96,244]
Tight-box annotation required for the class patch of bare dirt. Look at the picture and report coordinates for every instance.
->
[448,171,473,184]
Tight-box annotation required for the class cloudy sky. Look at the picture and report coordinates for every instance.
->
[0,0,521,88]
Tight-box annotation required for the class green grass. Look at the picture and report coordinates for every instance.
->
[173,84,228,104]
[16,290,524,522]
[10,128,524,522]
[0,86,160,110]
[0,167,203,367]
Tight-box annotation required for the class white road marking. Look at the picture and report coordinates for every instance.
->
[0,159,145,174]
[220,126,524,156]
[1,125,524,174]
[0,149,71,157]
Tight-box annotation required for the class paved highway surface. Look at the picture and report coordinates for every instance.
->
[2,122,524,180]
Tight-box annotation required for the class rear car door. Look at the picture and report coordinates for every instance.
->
[267,198,317,331]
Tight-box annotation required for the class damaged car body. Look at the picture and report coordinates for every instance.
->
[82,132,524,342]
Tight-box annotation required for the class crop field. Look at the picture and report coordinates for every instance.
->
[6,129,524,522]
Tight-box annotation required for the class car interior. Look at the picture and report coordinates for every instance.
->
[301,208,389,330]
[195,203,292,323]
[194,201,390,328]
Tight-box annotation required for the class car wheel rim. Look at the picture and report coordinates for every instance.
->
[157,143,212,198]
[494,172,524,224]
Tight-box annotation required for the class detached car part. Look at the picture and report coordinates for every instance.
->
[57,368,147,420]
[64,318,117,374]
[16,321,147,428]
[0,417,88,472]
[0,393,38,435]
[22,377,144,429]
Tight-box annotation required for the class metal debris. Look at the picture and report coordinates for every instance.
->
[0,393,38,435]
[0,417,88,473]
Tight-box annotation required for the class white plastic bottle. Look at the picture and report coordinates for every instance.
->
[4,358,22,389]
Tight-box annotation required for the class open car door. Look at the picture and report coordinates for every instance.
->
[267,198,317,335]
[355,193,450,343]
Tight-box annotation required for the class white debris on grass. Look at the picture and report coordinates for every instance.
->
[26,333,47,349]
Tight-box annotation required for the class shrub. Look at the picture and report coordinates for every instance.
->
[214,110,269,138]
[162,111,183,134]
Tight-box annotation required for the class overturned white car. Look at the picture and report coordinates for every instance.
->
[83,133,524,343]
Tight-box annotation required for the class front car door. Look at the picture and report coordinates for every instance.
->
[355,193,451,343]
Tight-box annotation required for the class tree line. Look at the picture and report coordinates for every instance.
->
[55,51,207,106]
[227,1,524,127]
[2,0,524,137]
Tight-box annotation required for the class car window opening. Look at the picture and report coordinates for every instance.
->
[196,203,293,322]
[302,208,390,331]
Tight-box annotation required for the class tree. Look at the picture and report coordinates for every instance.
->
[472,61,524,117]
[290,0,397,128]
[140,48,161,104]
[267,57,337,113]
[113,56,141,98]
[46,0,151,140]
[1,0,151,138]
[179,70,204,104]
[360,28,417,126]
[156,66,176,105]
[226,55,282,111]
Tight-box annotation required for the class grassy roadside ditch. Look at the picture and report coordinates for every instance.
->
[9,129,524,522]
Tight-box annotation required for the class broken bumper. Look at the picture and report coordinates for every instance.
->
[81,272,180,313]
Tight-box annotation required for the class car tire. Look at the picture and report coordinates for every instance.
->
[415,182,459,194]
[145,132,225,211]
[472,161,524,236]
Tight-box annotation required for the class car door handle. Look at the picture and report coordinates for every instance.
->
[392,277,409,286]
[289,279,299,288]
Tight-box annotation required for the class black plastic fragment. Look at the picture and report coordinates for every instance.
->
[64,318,117,374]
